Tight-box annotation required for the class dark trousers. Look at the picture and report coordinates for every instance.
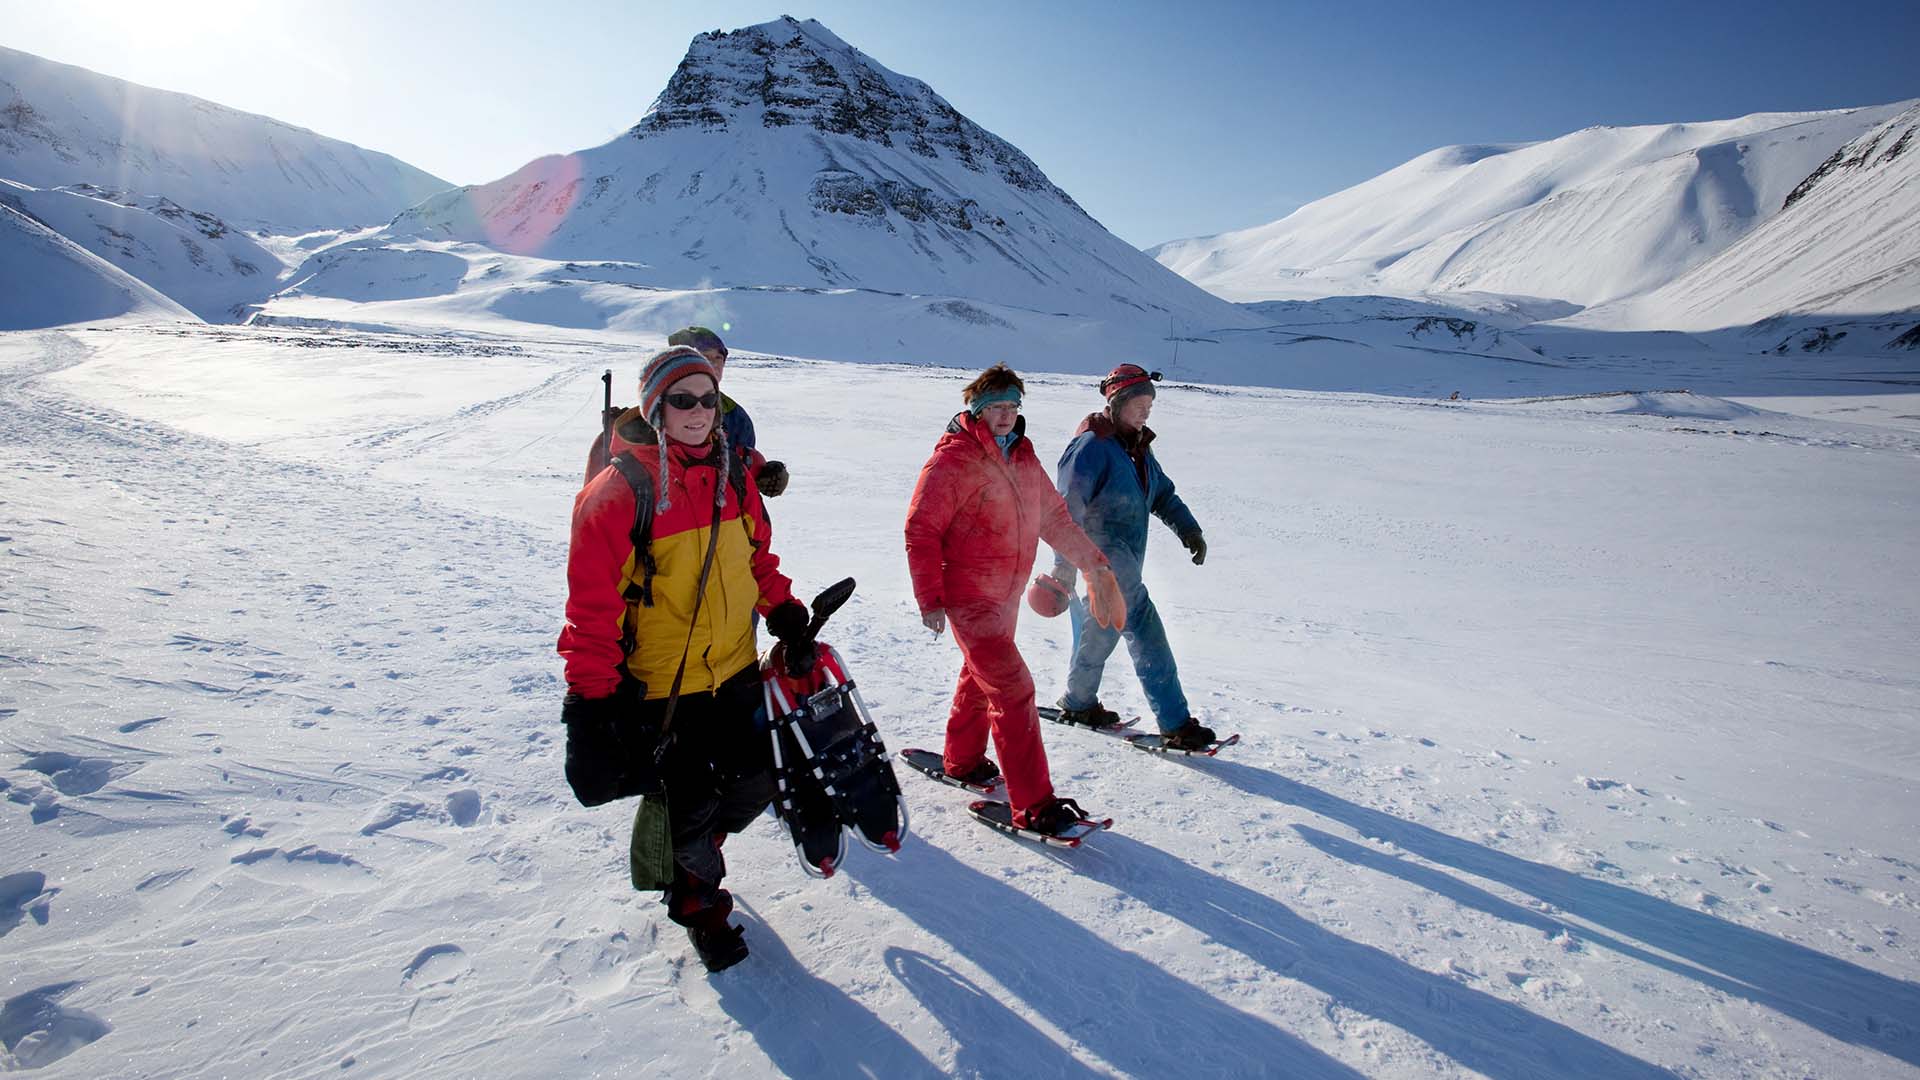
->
[639,664,776,925]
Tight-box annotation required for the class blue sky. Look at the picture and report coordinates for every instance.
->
[4,0,1916,247]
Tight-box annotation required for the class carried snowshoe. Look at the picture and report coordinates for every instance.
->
[764,578,909,878]
[898,748,1006,795]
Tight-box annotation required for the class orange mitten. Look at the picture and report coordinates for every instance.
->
[1085,566,1127,632]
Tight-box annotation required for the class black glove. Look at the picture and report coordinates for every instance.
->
[1179,528,1207,566]
[765,598,815,677]
[561,681,660,806]
[756,460,789,498]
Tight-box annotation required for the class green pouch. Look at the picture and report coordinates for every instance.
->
[629,794,675,891]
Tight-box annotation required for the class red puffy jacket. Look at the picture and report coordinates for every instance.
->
[905,412,1109,612]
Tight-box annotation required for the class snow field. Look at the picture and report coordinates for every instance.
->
[2,323,1919,1077]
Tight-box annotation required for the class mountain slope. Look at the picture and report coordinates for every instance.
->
[1,180,277,321]
[377,17,1251,338]
[1152,101,1915,310]
[0,195,193,327]
[0,44,451,231]
[1564,102,1920,331]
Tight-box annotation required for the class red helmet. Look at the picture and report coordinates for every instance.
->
[1099,364,1161,402]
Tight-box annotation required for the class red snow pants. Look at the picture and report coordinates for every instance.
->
[943,594,1053,813]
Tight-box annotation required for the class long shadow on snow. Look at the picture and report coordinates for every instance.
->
[1076,832,1673,1078]
[851,844,1368,1079]
[886,949,1108,1079]
[1294,824,1909,1045]
[712,904,944,1079]
[1202,759,1920,1065]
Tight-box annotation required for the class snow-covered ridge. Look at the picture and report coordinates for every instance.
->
[1,180,276,321]
[1565,101,1920,331]
[1152,100,1919,320]
[0,44,452,232]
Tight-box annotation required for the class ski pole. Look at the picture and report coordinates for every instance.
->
[601,368,613,459]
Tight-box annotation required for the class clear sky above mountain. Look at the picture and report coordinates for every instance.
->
[5,0,1916,248]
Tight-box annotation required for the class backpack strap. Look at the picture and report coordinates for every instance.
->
[607,452,659,621]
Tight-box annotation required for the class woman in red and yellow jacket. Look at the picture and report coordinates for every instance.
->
[559,345,812,973]
[904,364,1127,836]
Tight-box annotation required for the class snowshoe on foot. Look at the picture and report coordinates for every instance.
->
[1013,795,1091,835]
[947,758,1001,787]
[764,579,909,877]
[969,797,1112,846]
[1161,720,1217,751]
[688,921,749,973]
[899,749,1004,794]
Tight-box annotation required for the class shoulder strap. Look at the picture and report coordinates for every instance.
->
[608,453,659,613]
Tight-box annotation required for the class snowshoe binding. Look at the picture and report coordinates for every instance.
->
[1040,701,1136,732]
[765,578,909,877]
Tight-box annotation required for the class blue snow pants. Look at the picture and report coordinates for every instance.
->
[1061,558,1189,732]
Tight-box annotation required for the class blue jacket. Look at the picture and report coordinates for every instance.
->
[720,394,755,453]
[1055,413,1198,574]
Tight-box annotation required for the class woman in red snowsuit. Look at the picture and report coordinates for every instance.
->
[904,364,1126,834]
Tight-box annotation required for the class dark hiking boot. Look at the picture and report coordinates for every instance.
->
[1162,719,1217,751]
[1013,795,1089,835]
[945,757,1001,787]
[1054,700,1122,728]
[687,920,749,972]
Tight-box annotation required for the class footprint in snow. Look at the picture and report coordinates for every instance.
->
[0,872,57,937]
[19,752,140,797]
[402,943,471,987]
[0,982,111,1070]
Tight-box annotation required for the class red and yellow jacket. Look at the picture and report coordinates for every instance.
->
[904,412,1109,613]
[560,427,794,700]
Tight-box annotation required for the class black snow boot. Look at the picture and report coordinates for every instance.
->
[1162,719,1217,751]
[945,757,1001,787]
[1013,795,1088,836]
[1055,700,1122,728]
[687,920,749,973]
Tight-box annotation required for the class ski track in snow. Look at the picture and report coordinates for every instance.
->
[2,324,1919,1078]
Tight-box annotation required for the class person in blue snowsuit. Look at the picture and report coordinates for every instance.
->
[1031,364,1217,751]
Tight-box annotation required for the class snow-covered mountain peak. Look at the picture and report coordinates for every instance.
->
[629,15,1074,206]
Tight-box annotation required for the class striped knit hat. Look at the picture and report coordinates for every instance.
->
[639,345,726,513]
[641,346,719,420]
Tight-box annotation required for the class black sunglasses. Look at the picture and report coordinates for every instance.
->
[664,391,719,411]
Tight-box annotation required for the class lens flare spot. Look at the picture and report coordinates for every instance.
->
[478,153,584,256]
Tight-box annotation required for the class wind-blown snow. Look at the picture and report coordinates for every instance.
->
[3,321,1918,1077]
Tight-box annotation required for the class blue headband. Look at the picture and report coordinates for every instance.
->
[968,385,1022,416]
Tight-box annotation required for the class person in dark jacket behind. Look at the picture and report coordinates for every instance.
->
[904,364,1127,836]
[583,326,790,499]
[1037,364,1216,751]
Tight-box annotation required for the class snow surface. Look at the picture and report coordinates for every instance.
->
[4,320,1919,1077]
[0,45,451,232]
[1150,100,1919,326]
